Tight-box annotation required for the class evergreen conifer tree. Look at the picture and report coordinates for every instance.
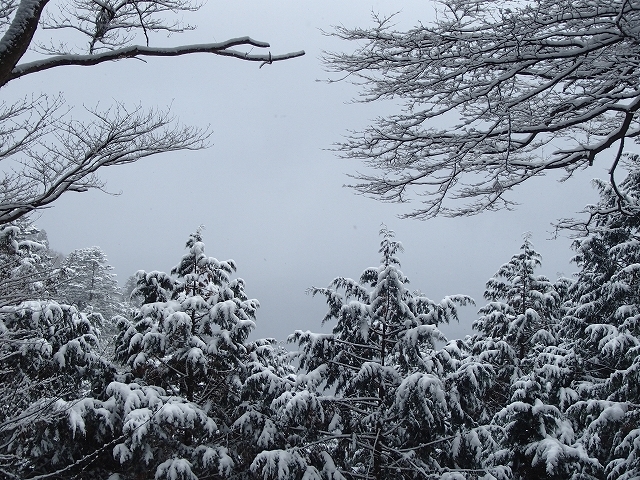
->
[560,161,640,479]
[0,300,116,477]
[471,236,562,417]
[0,219,62,306]
[114,228,259,478]
[468,237,595,478]
[58,246,123,320]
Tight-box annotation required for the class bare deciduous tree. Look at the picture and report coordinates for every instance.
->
[325,0,640,218]
[0,0,304,224]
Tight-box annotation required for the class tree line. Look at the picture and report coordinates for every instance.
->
[1,164,640,478]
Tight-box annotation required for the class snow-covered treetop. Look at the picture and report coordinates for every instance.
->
[116,230,258,405]
[0,219,62,306]
[170,228,237,301]
[482,235,559,318]
[377,225,403,268]
[58,246,123,320]
[302,228,472,385]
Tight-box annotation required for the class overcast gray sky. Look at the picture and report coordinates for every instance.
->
[15,0,612,341]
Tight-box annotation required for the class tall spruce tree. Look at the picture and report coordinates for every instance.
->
[252,227,473,480]
[0,219,62,306]
[58,246,123,320]
[468,237,596,479]
[114,228,259,478]
[0,220,121,478]
[470,236,562,418]
[560,161,640,480]
[0,300,117,478]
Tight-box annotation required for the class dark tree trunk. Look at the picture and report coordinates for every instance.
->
[0,0,49,87]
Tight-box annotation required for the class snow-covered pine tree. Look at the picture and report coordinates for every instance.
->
[470,236,562,417]
[492,373,597,480]
[252,227,473,480]
[118,229,258,404]
[434,338,501,475]
[233,337,297,473]
[114,228,259,478]
[0,218,62,306]
[58,246,123,321]
[105,381,235,480]
[560,160,640,480]
[467,237,597,479]
[0,300,116,478]
[0,220,124,478]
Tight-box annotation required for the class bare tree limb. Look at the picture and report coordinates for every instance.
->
[0,102,210,224]
[325,0,640,218]
[8,38,305,84]
[0,0,304,225]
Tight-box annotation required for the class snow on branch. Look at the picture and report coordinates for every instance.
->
[0,101,210,224]
[0,0,305,226]
[325,0,640,218]
[9,38,305,82]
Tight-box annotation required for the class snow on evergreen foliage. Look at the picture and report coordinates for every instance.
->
[0,299,117,477]
[58,246,124,321]
[558,162,640,480]
[470,236,565,415]
[116,229,258,403]
[458,163,640,480]
[0,219,62,306]
[234,337,297,468]
[0,227,272,479]
[467,237,598,479]
[104,381,234,480]
[253,227,476,480]
[473,235,561,362]
[492,375,597,479]
[4,200,640,478]
[112,228,264,478]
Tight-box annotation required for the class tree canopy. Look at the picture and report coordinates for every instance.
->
[0,0,304,225]
[1,207,640,478]
[326,0,640,218]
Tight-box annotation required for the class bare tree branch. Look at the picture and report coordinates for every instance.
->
[325,0,640,218]
[0,102,210,224]
[0,0,304,225]
[9,39,305,83]
[41,0,202,53]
